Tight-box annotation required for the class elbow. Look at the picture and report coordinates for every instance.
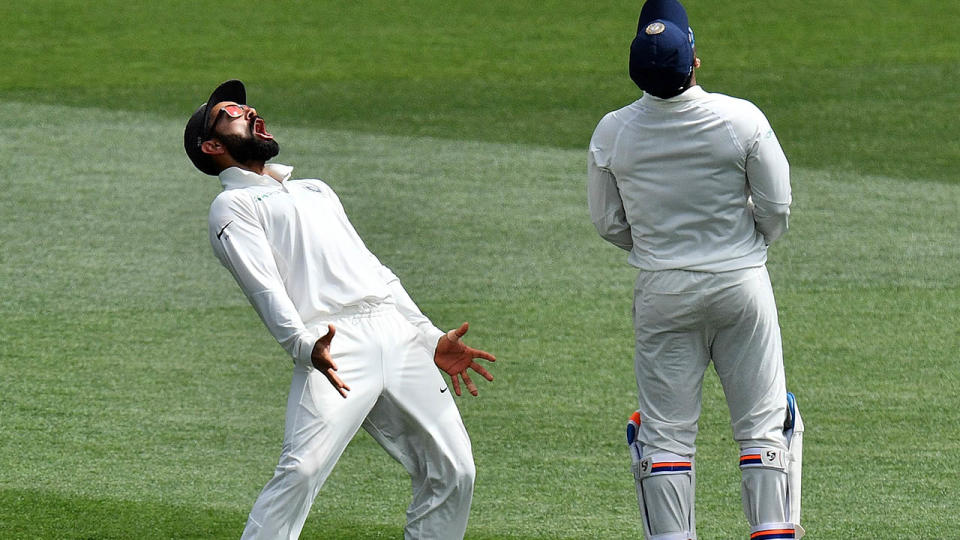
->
[773,204,791,220]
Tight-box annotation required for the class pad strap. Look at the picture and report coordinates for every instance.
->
[637,452,694,478]
[750,522,796,539]
[739,447,786,471]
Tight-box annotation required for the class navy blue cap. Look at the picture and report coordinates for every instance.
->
[629,0,696,98]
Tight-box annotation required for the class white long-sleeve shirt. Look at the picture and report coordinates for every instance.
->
[588,85,791,272]
[208,164,445,366]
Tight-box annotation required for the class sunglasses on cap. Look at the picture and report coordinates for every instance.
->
[203,104,250,139]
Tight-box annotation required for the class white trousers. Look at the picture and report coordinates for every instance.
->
[632,266,788,457]
[241,304,475,540]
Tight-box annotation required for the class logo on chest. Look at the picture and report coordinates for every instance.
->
[256,191,282,202]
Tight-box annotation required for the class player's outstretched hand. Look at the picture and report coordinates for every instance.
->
[434,322,496,397]
[311,324,350,398]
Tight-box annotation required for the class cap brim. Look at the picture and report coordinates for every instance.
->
[208,79,246,108]
[200,79,246,139]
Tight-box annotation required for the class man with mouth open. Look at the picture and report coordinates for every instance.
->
[183,80,496,540]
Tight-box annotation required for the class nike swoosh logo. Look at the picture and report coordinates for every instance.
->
[217,221,233,240]
[440,387,448,393]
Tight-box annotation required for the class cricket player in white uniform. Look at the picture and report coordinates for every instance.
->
[587,2,804,538]
[183,80,496,540]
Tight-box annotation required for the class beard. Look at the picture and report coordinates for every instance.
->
[219,126,280,165]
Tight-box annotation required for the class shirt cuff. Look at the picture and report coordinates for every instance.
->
[422,325,446,351]
[295,332,318,368]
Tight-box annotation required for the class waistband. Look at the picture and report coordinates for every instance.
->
[635,265,766,293]
[318,300,395,322]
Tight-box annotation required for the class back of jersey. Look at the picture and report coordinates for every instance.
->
[589,86,790,272]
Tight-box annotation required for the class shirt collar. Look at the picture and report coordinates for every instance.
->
[218,163,294,190]
[640,85,707,106]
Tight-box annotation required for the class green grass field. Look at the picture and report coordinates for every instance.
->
[2,1,958,538]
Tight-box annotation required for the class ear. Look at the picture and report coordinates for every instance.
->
[693,56,701,69]
[201,139,226,156]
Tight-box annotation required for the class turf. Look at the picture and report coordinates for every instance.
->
[1,1,959,538]
[0,1,957,182]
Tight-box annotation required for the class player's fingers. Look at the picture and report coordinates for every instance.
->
[470,362,494,382]
[451,322,469,340]
[445,326,463,343]
[326,369,350,398]
[316,351,338,372]
[462,372,478,396]
[326,368,346,387]
[467,346,496,362]
[451,374,462,396]
[311,350,337,372]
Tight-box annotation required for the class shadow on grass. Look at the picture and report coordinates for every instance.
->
[0,488,572,540]
[0,488,393,540]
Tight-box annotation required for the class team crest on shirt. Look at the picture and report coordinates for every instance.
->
[645,22,665,35]
[256,191,281,202]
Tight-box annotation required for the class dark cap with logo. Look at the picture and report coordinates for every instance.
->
[629,0,696,99]
[183,79,246,176]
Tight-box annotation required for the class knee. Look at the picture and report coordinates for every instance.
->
[433,452,474,499]
[275,453,324,487]
[451,453,475,492]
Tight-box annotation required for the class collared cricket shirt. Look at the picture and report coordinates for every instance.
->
[588,85,792,272]
[208,164,444,367]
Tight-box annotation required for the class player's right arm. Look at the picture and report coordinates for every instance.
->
[588,115,634,251]
[208,193,319,369]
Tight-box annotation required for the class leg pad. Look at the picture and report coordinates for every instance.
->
[633,453,695,540]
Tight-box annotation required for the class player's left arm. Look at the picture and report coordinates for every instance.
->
[744,111,792,245]
[588,121,633,251]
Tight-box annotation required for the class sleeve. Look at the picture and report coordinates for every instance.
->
[209,195,317,367]
[587,116,634,251]
[743,109,792,245]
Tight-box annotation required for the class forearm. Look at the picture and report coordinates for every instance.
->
[592,217,634,251]
[218,261,317,366]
